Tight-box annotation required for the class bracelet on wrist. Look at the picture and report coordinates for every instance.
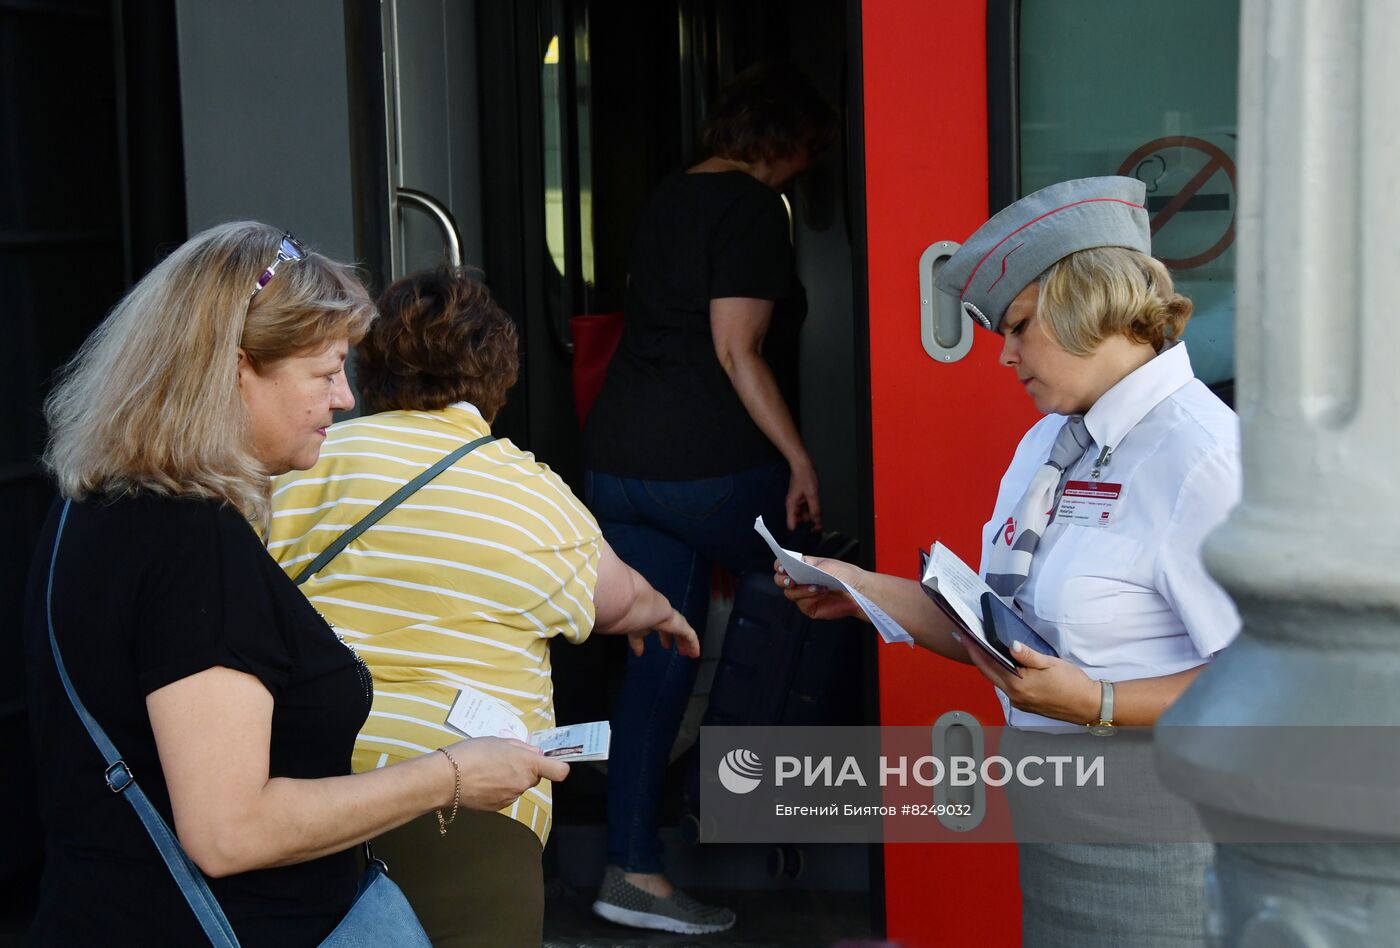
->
[435,747,461,835]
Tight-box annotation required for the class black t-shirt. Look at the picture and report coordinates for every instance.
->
[23,492,373,946]
[585,170,806,479]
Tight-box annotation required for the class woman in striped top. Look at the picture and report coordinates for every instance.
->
[269,266,699,947]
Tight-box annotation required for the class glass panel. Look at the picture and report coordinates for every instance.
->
[541,27,567,278]
[573,6,595,291]
[1019,0,1240,385]
[540,1,595,323]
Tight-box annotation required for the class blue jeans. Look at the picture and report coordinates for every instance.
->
[584,463,789,873]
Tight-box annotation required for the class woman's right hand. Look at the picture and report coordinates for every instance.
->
[442,738,571,812]
[785,457,822,531]
[773,556,868,622]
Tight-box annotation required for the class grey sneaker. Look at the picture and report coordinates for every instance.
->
[591,865,736,935]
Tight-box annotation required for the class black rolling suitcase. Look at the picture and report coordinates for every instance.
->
[701,533,865,729]
[680,535,866,850]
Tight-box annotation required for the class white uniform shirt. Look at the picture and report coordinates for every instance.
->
[977,342,1241,728]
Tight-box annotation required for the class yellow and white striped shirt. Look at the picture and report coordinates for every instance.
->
[268,403,600,845]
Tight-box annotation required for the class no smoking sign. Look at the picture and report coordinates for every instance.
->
[1118,135,1236,270]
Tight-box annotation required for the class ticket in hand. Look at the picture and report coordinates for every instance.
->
[754,516,847,590]
[446,684,529,741]
[530,721,610,762]
[447,685,611,761]
[754,516,914,646]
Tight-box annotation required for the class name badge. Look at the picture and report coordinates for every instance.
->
[1056,480,1122,528]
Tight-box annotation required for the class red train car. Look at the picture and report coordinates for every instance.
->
[4,1,1241,943]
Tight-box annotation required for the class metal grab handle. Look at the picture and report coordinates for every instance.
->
[918,239,973,363]
[931,710,985,832]
[396,188,462,267]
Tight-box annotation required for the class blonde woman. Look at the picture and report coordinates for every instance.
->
[779,178,1240,946]
[24,222,566,946]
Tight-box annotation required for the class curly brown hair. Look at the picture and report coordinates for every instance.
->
[357,266,519,421]
[700,62,838,164]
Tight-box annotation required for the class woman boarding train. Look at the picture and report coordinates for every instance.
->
[779,176,1241,945]
[583,62,836,934]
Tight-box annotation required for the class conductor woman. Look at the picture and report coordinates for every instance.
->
[777,176,1241,946]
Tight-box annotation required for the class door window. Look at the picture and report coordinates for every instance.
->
[1019,0,1240,385]
[541,0,596,341]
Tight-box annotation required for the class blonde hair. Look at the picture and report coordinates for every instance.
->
[1036,247,1192,356]
[43,221,375,525]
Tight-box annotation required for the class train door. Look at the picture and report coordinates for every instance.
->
[862,3,1030,943]
[864,2,1240,945]
[371,0,881,941]
[364,0,868,586]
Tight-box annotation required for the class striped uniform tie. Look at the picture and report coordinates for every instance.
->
[985,415,1093,604]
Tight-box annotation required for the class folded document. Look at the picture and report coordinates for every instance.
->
[754,516,914,645]
[446,683,610,761]
[918,542,1055,676]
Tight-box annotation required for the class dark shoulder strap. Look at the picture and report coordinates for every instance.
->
[292,434,495,586]
[46,499,241,947]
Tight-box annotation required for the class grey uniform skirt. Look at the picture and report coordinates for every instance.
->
[1000,727,1212,948]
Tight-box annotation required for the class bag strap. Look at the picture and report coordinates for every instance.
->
[46,499,241,948]
[292,434,495,587]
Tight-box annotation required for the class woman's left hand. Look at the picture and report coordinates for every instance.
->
[629,607,701,658]
[962,639,1100,724]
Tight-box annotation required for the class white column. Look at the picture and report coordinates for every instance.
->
[1157,0,1400,944]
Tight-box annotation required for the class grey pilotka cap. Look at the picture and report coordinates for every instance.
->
[934,176,1151,333]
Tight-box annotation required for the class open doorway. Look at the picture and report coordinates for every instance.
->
[471,1,876,943]
[366,0,876,941]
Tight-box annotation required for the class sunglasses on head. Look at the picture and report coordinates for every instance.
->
[248,233,307,301]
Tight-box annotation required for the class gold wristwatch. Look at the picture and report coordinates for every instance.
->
[1088,679,1116,736]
